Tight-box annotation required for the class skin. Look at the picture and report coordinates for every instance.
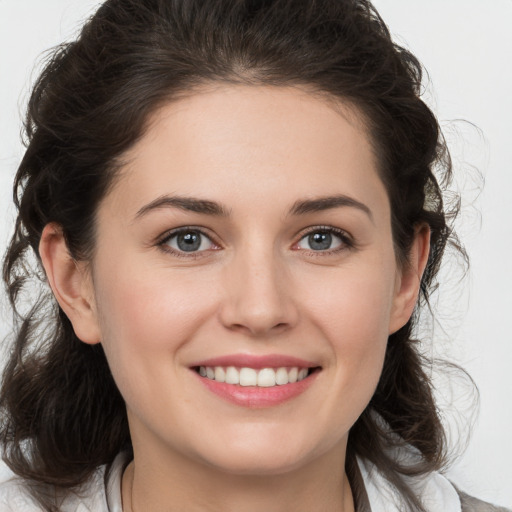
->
[40,85,429,512]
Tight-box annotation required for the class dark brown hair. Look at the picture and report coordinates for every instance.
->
[1,0,463,510]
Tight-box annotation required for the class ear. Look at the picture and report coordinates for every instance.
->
[39,223,101,345]
[388,224,431,335]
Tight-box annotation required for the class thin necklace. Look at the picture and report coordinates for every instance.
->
[128,462,135,512]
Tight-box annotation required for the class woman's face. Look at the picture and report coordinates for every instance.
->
[80,85,421,475]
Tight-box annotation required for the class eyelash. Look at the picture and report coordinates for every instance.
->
[157,227,220,259]
[156,225,354,258]
[293,226,355,255]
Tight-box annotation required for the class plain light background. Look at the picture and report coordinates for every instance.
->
[0,0,511,507]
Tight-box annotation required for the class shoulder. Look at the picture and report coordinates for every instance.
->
[457,488,511,512]
[358,455,462,511]
[0,452,128,512]
[0,477,41,511]
[357,454,510,512]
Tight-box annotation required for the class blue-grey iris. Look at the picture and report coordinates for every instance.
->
[309,232,332,250]
[177,231,202,252]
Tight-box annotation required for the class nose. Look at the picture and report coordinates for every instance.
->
[218,247,299,337]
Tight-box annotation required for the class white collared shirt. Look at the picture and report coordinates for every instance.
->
[0,452,503,511]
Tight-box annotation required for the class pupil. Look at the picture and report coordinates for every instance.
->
[177,232,201,252]
[309,232,332,250]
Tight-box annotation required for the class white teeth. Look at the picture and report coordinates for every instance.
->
[298,368,308,381]
[214,366,226,383]
[225,366,239,384]
[198,366,312,387]
[239,368,257,386]
[257,368,276,387]
[275,367,289,385]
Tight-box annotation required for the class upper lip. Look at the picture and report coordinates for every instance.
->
[190,354,320,369]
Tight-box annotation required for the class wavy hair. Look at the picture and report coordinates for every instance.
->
[1,0,465,510]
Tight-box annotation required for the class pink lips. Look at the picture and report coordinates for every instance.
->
[190,353,320,408]
[192,354,318,370]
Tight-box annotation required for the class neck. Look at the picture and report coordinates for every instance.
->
[122,442,355,512]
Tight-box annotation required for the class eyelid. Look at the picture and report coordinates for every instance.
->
[156,226,221,257]
[292,225,355,252]
[154,224,354,257]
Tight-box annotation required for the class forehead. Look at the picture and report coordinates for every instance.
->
[104,84,387,219]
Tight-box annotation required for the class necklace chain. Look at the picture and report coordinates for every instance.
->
[128,463,135,512]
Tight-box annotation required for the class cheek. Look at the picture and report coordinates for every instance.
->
[306,263,395,345]
[301,262,395,397]
[93,264,218,392]
[97,261,214,335]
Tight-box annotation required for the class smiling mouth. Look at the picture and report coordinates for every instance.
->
[194,366,320,387]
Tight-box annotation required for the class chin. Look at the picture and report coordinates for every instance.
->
[192,428,334,477]
[204,451,311,477]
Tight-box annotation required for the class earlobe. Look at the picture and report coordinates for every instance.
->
[388,224,431,335]
[39,223,101,345]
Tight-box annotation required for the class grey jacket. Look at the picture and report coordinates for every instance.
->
[458,489,511,512]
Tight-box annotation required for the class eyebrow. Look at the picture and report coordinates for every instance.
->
[134,195,230,219]
[289,195,374,222]
[134,193,373,222]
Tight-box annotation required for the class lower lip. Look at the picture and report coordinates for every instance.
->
[194,370,319,408]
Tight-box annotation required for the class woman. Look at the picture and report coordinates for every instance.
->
[0,0,508,511]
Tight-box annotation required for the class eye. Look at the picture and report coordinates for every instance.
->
[162,229,216,253]
[296,228,350,252]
